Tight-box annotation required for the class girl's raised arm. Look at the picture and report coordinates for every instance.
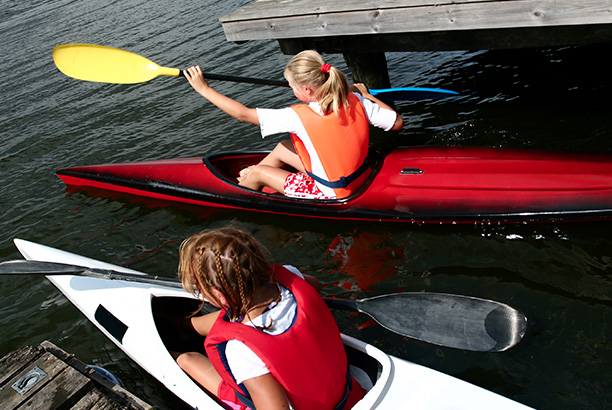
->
[351,83,404,131]
[184,66,260,125]
[189,310,219,336]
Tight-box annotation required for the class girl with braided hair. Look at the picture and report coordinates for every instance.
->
[176,228,365,410]
[184,50,403,200]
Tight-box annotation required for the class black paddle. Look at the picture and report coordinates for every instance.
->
[0,260,526,352]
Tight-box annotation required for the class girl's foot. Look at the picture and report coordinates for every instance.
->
[237,165,254,183]
[239,165,253,177]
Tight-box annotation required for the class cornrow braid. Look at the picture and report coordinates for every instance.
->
[179,242,214,313]
[213,247,243,321]
[232,251,250,320]
[178,228,274,320]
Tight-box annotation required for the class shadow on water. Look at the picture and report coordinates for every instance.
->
[383,43,612,153]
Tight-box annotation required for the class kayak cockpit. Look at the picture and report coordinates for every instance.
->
[204,150,384,201]
[151,295,384,407]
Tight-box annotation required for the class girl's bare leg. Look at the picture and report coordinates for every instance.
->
[238,140,304,194]
[174,312,222,393]
[176,352,222,394]
[259,140,304,172]
[238,165,291,193]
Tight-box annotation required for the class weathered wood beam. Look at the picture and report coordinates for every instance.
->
[221,0,612,43]
[222,0,612,92]
[278,24,612,53]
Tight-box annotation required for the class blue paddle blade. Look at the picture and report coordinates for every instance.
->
[370,87,459,101]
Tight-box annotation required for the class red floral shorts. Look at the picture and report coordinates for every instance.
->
[284,172,332,199]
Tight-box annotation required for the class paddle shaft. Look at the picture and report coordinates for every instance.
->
[178,72,460,101]
[52,43,458,101]
[180,70,289,88]
[180,71,458,102]
[0,260,526,351]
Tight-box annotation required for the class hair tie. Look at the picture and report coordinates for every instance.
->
[321,63,332,74]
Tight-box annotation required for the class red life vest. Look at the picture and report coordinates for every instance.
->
[290,93,371,199]
[204,265,365,410]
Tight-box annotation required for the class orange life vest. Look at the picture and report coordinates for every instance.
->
[290,93,370,199]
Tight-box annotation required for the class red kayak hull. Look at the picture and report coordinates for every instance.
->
[56,147,612,223]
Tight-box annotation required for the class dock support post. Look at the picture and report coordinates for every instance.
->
[342,52,391,90]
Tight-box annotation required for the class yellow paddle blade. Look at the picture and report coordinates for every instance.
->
[53,43,180,84]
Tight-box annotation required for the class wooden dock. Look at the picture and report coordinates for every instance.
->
[0,341,153,410]
[220,0,612,87]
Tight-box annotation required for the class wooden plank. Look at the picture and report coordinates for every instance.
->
[40,341,153,410]
[221,0,612,42]
[20,366,92,410]
[221,0,494,21]
[0,345,39,387]
[0,342,153,410]
[89,398,122,410]
[75,388,133,409]
[0,351,69,409]
[73,389,106,409]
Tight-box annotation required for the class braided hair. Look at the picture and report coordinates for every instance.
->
[178,228,274,322]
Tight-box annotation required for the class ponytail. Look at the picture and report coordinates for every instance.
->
[284,50,349,115]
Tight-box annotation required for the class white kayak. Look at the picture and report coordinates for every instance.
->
[13,238,534,410]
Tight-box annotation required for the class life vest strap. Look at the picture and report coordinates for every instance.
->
[333,369,354,410]
[305,158,369,189]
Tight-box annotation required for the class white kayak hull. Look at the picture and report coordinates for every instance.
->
[13,238,533,410]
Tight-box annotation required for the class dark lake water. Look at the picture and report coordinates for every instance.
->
[1,1,611,409]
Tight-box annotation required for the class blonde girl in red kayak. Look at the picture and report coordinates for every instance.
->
[176,228,365,410]
[184,50,403,199]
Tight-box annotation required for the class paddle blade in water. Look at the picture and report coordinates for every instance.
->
[53,43,180,84]
[357,292,527,352]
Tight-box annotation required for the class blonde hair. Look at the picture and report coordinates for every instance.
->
[178,228,273,321]
[284,50,349,115]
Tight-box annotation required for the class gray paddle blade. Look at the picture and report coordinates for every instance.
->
[0,260,182,288]
[357,292,527,352]
[0,260,86,275]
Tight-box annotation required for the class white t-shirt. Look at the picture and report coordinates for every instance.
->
[256,93,397,198]
[225,265,304,385]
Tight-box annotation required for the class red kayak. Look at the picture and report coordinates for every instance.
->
[56,146,612,223]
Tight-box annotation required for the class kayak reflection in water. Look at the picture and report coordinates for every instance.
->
[184,50,403,200]
[175,227,365,409]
